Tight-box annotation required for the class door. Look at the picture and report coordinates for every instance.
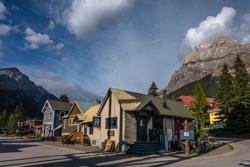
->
[137,117,147,141]
[152,117,163,141]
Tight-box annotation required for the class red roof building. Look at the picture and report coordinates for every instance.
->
[176,95,219,111]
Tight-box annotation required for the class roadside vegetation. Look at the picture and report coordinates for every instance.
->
[0,103,29,136]
[216,55,250,135]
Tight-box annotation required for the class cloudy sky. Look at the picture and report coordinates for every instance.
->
[0,0,250,100]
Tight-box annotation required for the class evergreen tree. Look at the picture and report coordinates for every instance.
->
[216,64,233,123]
[229,55,250,133]
[148,82,159,96]
[7,104,28,133]
[190,82,208,128]
[232,55,248,102]
[59,94,69,102]
[7,112,18,133]
[0,110,7,128]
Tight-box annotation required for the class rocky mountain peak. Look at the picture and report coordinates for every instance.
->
[166,36,250,94]
[0,67,58,118]
[0,67,29,82]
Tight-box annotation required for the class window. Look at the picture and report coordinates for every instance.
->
[59,112,65,120]
[89,124,93,135]
[69,118,74,126]
[64,119,67,129]
[105,117,117,129]
[49,111,52,119]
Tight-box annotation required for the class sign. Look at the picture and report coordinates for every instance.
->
[93,117,101,128]
[166,129,173,141]
[107,130,114,136]
[184,132,189,137]
[180,130,194,140]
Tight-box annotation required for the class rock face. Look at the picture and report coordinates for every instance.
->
[166,37,250,94]
[0,67,58,118]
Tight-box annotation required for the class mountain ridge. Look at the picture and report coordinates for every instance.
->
[0,67,58,118]
[166,37,250,94]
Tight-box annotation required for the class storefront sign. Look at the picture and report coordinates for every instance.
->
[180,130,194,140]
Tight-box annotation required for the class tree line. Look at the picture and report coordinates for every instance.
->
[217,55,250,133]
[0,103,28,133]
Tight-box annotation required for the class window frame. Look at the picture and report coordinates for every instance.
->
[105,117,118,129]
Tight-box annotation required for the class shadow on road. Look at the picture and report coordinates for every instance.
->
[239,160,250,167]
[0,143,38,153]
[0,151,200,167]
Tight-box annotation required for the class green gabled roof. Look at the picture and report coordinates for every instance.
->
[98,88,193,119]
[46,100,72,111]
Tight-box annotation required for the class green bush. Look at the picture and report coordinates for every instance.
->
[35,133,42,140]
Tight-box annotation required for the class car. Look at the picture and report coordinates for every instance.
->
[0,128,8,134]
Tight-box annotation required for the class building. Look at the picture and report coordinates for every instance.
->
[41,100,72,138]
[62,101,85,135]
[176,95,220,125]
[84,88,193,153]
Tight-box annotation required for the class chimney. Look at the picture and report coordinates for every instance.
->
[96,99,101,104]
[163,90,167,108]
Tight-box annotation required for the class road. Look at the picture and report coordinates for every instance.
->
[0,137,249,167]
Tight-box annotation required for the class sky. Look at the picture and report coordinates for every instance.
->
[0,0,250,100]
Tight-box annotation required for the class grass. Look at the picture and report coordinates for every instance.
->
[0,134,17,137]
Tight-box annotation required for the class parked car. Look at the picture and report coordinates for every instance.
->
[0,128,8,134]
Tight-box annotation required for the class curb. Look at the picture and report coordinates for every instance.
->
[191,143,238,160]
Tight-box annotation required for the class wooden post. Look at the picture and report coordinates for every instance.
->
[184,119,189,155]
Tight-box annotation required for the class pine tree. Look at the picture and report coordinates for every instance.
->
[230,55,250,133]
[59,94,69,102]
[232,55,248,102]
[7,104,28,133]
[190,82,208,128]
[216,64,233,124]
[148,82,159,96]
[0,110,7,128]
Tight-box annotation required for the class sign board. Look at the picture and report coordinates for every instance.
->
[93,117,101,128]
[107,130,115,136]
[180,130,194,140]
[184,132,189,137]
[166,129,173,141]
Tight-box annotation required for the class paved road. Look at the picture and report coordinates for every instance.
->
[0,137,249,167]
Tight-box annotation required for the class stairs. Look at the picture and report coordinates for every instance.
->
[126,142,166,155]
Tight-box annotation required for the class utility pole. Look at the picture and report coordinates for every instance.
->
[184,119,189,155]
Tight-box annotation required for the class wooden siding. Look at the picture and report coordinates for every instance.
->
[62,103,82,134]
[124,112,137,144]
[71,103,81,116]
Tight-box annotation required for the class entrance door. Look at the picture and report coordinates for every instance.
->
[137,117,147,141]
[152,117,163,141]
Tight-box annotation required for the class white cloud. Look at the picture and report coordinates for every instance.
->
[184,7,236,49]
[24,28,53,49]
[52,0,136,38]
[24,28,64,51]
[0,24,12,36]
[55,42,64,50]
[48,20,56,30]
[0,2,6,20]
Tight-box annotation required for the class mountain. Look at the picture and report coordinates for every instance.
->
[165,37,250,97]
[0,67,58,118]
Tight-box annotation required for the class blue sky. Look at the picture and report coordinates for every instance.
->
[0,0,250,100]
